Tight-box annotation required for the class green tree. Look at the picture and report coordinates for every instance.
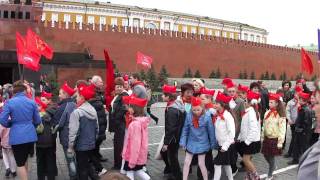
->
[183,68,193,78]
[283,72,287,80]
[209,70,216,78]
[243,70,248,79]
[250,71,255,80]
[224,73,229,78]
[194,70,202,78]
[158,65,170,85]
[279,73,284,80]
[239,71,243,79]
[146,66,159,90]
[311,75,317,81]
[271,73,276,80]
[216,68,221,78]
[260,73,265,80]
[264,71,270,80]
[295,73,302,80]
[139,70,146,81]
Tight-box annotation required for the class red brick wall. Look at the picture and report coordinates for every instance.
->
[1,20,319,81]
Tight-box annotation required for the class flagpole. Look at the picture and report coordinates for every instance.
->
[21,65,25,81]
[18,63,22,80]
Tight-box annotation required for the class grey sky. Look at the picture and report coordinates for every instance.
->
[98,0,320,46]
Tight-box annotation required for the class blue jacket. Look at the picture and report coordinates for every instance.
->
[179,111,217,154]
[0,92,41,145]
[52,98,76,148]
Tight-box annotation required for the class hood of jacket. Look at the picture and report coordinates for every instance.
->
[168,98,185,112]
[134,117,150,129]
[77,102,98,121]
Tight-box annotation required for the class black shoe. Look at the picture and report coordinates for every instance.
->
[154,117,159,125]
[287,160,299,165]
[99,157,108,162]
[5,169,10,177]
[11,172,17,177]
[284,153,291,158]
[164,166,171,175]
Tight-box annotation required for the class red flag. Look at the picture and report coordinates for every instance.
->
[104,49,115,110]
[136,51,153,68]
[16,32,41,71]
[301,48,313,75]
[26,28,53,60]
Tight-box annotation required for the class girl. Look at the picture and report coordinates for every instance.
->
[0,124,17,178]
[179,97,216,180]
[213,92,235,180]
[238,91,261,180]
[309,92,319,146]
[121,95,150,180]
[261,93,286,180]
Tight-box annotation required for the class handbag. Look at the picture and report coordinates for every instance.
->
[154,134,165,160]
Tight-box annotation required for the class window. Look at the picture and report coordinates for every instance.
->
[133,18,140,27]
[100,17,106,25]
[164,22,170,30]
[215,30,220,37]
[223,31,227,38]
[183,26,187,33]
[200,28,205,35]
[25,12,30,19]
[18,11,23,19]
[11,11,15,19]
[208,29,213,36]
[230,32,234,39]
[87,16,94,24]
[244,33,248,40]
[145,22,157,29]
[111,18,117,26]
[191,27,196,34]
[256,35,261,43]
[64,14,70,22]
[3,11,8,18]
[51,13,58,22]
[250,34,254,41]
[76,15,83,23]
[173,24,179,31]
[122,19,128,26]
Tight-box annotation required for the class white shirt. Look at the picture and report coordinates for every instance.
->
[238,107,261,145]
[214,110,235,151]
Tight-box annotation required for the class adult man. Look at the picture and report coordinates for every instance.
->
[90,75,108,161]
[129,73,147,99]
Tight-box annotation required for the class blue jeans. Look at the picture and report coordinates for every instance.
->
[63,147,77,179]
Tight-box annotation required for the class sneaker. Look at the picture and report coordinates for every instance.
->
[11,172,17,177]
[232,167,238,177]
[100,157,108,162]
[98,168,107,176]
[5,169,10,177]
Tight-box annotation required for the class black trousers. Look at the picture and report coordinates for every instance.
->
[310,132,319,147]
[76,150,96,180]
[167,143,182,180]
[113,126,125,169]
[91,139,104,172]
[292,132,311,161]
[197,150,214,179]
[36,147,57,180]
[147,107,158,124]
[287,124,296,155]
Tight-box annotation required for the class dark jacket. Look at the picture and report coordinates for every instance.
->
[37,105,57,148]
[164,99,186,145]
[88,97,107,141]
[52,98,76,148]
[260,87,269,118]
[109,91,128,133]
[68,102,98,151]
[295,105,313,134]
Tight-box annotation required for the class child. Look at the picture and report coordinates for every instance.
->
[35,96,58,180]
[0,124,17,178]
[213,92,235,180]
[238,91,261,180]
[261,93,286,180]
[161,84,185,180]
[121,95,150,180]
[180,97,217,180]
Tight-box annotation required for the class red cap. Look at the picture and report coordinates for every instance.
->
[61,82,76,96]
[237,84,249,92]
[162,85,176,94]
[78,84,96,100]
[222,78,233,85]
[269,93,281,101]
[40,91,52,99]
[296,79,305,84]
[216,92,232,103]
[122,95,148,107]
[123,74,129,82]
[200,87,215,96]
[191,97,202,107]
[299,92,310,100]
[295,86,303,93]
[226,82,236,89]
[247,91,260,101]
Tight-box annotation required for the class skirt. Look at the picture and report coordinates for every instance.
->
[261,138,282,156]
[213,144,236,165]
[12,142,34,167]
[123,161,145,171]
[237,141,261,155]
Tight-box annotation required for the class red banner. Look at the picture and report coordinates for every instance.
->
[301,48,313,75]
[136,51,153,68]
[27,28,53,60]
[104,49,115,110]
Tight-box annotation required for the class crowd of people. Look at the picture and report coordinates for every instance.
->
[0,73,318,180]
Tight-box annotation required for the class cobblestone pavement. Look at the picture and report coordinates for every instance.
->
[0,103,299,180]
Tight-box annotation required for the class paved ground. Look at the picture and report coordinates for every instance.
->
[0,103,299,180]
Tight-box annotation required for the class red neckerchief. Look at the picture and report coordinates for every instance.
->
[166,100,175,110]
[212,109,225,124]
[265,108,278,119]
[76,99,85,108]
[125,112,133,128]
[192,116,199,128]
[205,103,214,110]
[182,97,191,104]
[231,95,238,101]
[132,81,145,88]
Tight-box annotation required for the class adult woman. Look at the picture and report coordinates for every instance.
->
[0,80,42,180]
